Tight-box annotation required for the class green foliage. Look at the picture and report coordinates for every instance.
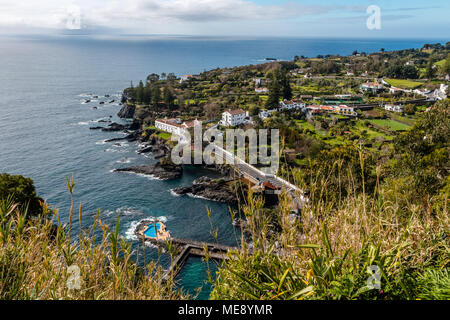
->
[425,58,436,79]
[0,173,43,217]
[302,144,376,204]
[384,63,419,79]
[311,60,341,75]
[394,99,450,196]
[416,268,450,300]
[265,70,292,108]
[0,187,183,300]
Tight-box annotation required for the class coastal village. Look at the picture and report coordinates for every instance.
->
[85,43,449,285]
[115,43,448,171]
[106,42,450,209]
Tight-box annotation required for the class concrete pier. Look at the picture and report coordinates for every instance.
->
[141,237,238,281]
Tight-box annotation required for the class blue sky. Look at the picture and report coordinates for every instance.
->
[0,0,448,38]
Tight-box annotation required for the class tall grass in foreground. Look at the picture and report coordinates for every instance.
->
[0,192,184,300]
[211,162,449,300]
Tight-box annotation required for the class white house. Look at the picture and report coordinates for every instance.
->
[389,87,404,94]
[221,109,247,126]
[413,88,432,96]
[155,118,184,135]
[426,85,448,101]
[333,105,357,116]
[179,75,194,83]
[385,104,404,113]
[155,118,201,136]
[279,100,306,111]
[335,94,353,99]
[360,82,384,93]
[255,87,269,93]
[258,109,276,119]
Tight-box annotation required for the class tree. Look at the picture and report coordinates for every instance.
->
[403,104,416,115]
[147,73,160,83]
[425,58,435,79]
[444,53,450,74]
[385,64,419,79]
[266,72,281,108]
[161,72,166,80]
[280,71,293,100]
[136,80,144,103]
[143,86,152,105]
[163,86,175,106]
[204,103,220,120]
[151,86,161,103]
[250,105,260,116]
[0,173,44,216]
[167,73,177,83]
[177,94,185,110]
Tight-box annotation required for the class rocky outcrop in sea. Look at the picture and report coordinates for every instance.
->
[114,162,183,180]
[171,176,237,203]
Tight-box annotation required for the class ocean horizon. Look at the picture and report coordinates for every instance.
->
[0,35,446,299]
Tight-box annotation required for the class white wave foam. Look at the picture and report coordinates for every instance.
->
[116,157,134,164]
[136,173,163,181]
[105,148,126,153]
[96,140,108,145]
[187,193,218,202]
[113,143,129,148]
[169,189,181,197]
[112,170,164,180]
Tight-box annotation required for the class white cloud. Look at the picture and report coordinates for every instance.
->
[0,0,367,32]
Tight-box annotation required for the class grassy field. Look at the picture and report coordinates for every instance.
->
[369,119,411,131]
[157,132,171,140]
[385,78,423,89]
[353,121,393,140]
[295,119,316,132]
[435,59,446,68]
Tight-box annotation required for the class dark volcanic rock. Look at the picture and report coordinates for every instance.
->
[172,176,237,203]
[105,137,126,143]
[114,163,182,180]
[137,145,153,154]
[154,150,166,159]
[101,122,128,132]
[124,131,141,142]
[117,103,136,119]
[89,126,104,130]
[129,119,141,130]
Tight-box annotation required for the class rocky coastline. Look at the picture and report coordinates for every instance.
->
[114,162,183,180]
[171,176,238,203]
[88,91,238,204]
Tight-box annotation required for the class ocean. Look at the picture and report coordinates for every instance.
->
[0,35,443,299]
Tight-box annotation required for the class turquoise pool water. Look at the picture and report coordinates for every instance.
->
[144,223,162,238]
